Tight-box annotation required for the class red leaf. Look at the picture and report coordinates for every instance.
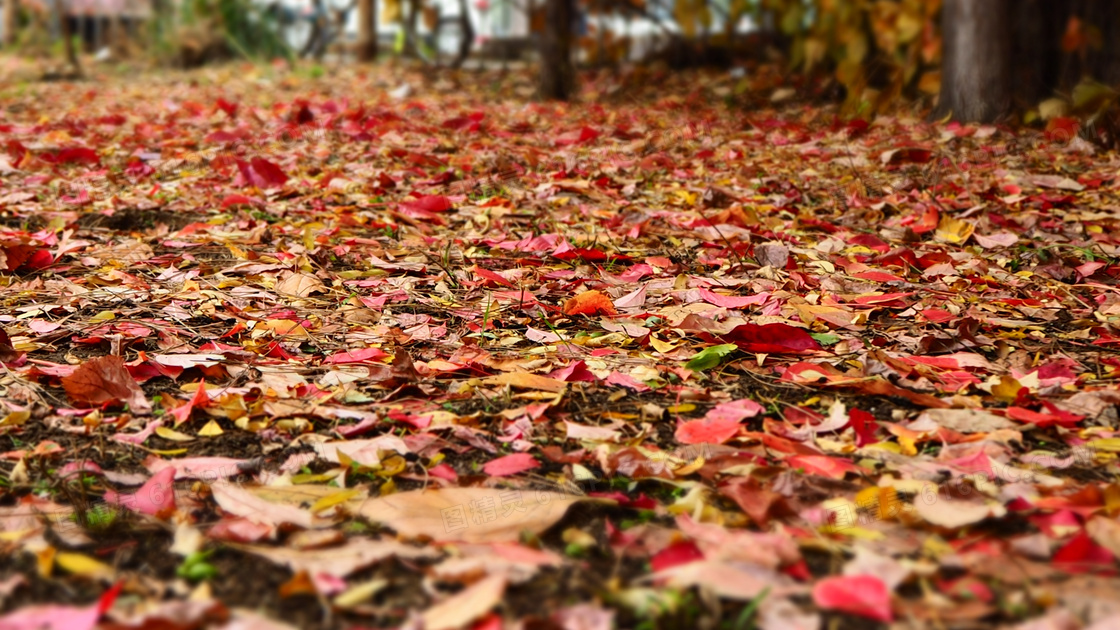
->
[236,158,288,189]
[650,541,704,572]
[1005,406,1083,428]
[785,455,865,479]
[482,453,540,477]
[169,381,209,426]
[549,361,598,382]
[400,195,454,213]
[473,266,515,287]
[849,409,880,446]
[675,416,742,445]
[43,147,100,166]
[220,194,265,209]
[812,574,893,622]
[216,98,239,118]
[719,323,821,354]
[1052,531,1114,572]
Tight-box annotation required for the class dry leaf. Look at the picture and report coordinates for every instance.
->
[422,574,507,630]
[61,355,151,414]
[358,487,589,543]
[275,272,326,297]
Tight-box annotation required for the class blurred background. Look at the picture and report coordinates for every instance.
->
[1,0,1119,129]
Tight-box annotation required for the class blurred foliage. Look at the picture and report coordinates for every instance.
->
[760,0,942,115]
[148,0,295,66]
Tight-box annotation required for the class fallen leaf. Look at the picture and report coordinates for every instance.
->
[563,290,618,317]
[61,356,151,414]
[482,453,540,476]
[812,574,893,622]
[422,574,507,630]
[358,487,590,543]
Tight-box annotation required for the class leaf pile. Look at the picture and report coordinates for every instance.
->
[2,66,1120,629]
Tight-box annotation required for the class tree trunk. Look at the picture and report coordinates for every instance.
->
[357,0,377,61]
[58,2,81,76]
[2,0,18,47]
[538,0,574,100]
[935,0,1010,122]
[449,0,473,69]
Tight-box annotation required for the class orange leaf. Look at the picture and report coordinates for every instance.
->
[563,290,617,317]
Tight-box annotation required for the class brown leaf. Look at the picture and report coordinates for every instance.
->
[480,371,567,392]
[275,272,325,297]
[422,574,507,630]
[718,477,789,526]
[358,487,590,543]
[61,355,151,414]
[0,329,22,363]
[235,537,438,581]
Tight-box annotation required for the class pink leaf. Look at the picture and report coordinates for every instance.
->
[698,288,767,309]
[0,582,120,630]
[103,466,176,517]
[482,453,540,477]
[812,574,893,622]
[705,399,764,423]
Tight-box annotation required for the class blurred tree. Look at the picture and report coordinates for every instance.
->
[2,0,17,47]
[357,0,376,60]
[539,0,575,99]
[935,0,1009,122]
[58,0,81,76]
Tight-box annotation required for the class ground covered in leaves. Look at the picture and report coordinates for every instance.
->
[3,62,1120,630]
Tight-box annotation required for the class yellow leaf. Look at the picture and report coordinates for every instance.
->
[198,420,224,437]
[649,335,678,353]
[991,375,1023,403]
[935,215,975,244]
[310,489,361,514]
[0,410,29,428]
[155,426,196,443]
[1087,438,1120,453]
[479,372,567,392]
[55,552,115,579]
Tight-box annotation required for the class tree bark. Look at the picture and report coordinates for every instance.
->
[538,0,574,100]
[935,0,1010,122]
[357,0,377,61]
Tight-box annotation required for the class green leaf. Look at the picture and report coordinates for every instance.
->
[809,333,840,346]
[685,344,738,372]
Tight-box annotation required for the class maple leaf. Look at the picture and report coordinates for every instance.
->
[563,290,618,317]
